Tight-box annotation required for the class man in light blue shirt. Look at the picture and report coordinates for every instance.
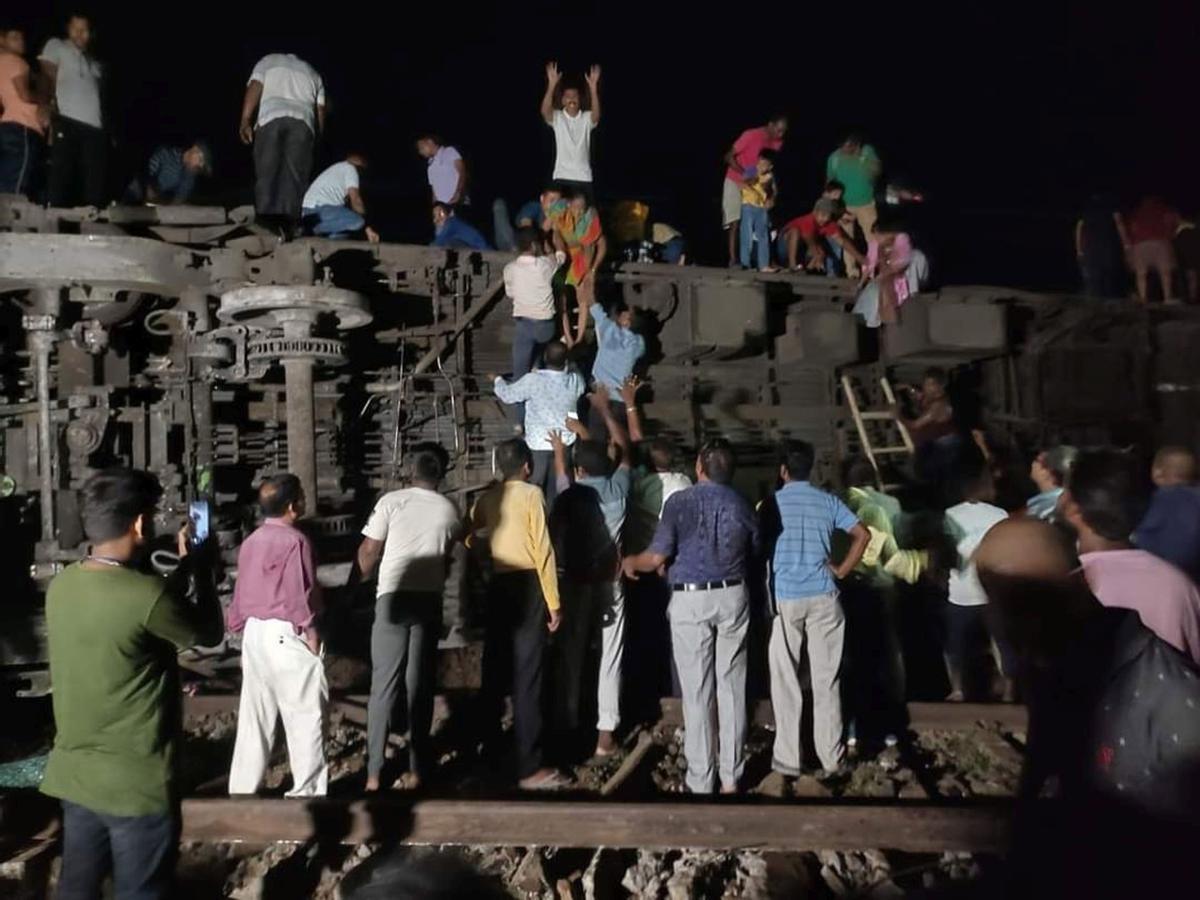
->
[761,440,869,777]
[491,341,584,504]
[586,300,645,444]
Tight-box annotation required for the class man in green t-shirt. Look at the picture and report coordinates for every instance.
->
[41,468,222,899]
[825,134,882,247]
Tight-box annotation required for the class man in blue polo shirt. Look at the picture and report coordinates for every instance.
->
[622,438,760,793]
[761,440,869,777]
[585,299,645,445]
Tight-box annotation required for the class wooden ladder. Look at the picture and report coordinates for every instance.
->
[841,374,915,490]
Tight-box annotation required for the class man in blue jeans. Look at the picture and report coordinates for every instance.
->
[301,152,379,241]
[503,226,565,427]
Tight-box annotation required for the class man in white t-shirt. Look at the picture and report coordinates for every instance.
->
[942,460,1010,701]
[540,61,600,204]
[353,444,463,791]
[301,153,379,242]
[240,53,326,231]
[39,13,105,207]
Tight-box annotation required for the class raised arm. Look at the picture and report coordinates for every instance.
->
[586,65,601,125]
[239,80,263,145]
[620,377,645,443]
[541,61,561,125]
[549,428,571,494]
[316,103,327,135]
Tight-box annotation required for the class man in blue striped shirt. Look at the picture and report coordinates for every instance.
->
[125,142,211,204]
[761,440,869,778]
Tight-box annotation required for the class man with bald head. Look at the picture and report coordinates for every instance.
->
[977,518,1200,897]
[1135,445,1200,583]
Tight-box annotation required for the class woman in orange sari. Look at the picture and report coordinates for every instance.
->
[546,190,607,346]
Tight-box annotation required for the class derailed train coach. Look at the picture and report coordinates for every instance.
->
[1,197,1195,693]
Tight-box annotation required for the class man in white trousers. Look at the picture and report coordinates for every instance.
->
[227,474,328,796]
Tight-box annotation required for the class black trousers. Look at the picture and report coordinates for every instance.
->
[49,116,107,207]
[253,117,314,221]
[482,571,548,778]
[554,177,594,206]
[0,122,44,198]
[58,800,176,900]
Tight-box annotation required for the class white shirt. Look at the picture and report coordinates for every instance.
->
[551,109,595,182]
[427,145,463,204]
[39,38,102,128]
[249,53,325,132]
[945,502,1008,606]
[302,161,359,210]
[361,487,461,596]
[504,253,562,320]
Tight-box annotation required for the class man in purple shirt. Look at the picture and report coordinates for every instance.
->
[622,439,760,793]
[227,474,328,797]
[1062,450,1200,665]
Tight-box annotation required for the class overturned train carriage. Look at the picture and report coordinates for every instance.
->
[0,198,1195,693]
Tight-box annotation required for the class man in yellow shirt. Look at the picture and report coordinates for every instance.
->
[470,439,566,789]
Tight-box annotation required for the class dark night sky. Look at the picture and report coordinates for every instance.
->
[17,1,1200,288]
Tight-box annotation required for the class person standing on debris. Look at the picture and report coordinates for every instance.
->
[541,61,601,203]
[1135,446,1200,584]
[1075,193,1130,299]
[622,438,760,794]
[545,189,607,346]
[41,469,222,899]
[976,518,1200,900]
[721,115,787,267]
[738,150,777,272]
[240,52,325,234]
[1126,195,1180,303]
[0,26,49,199]
[301,152,380,241]
[549,388,633,757]
[491,340,586,505]
[354,444,463,791]
[227,474,329,797]
[431,202,491,250]
[1024,445,1077,522]
[470,439,567,789]
[417,134,469,207]
[1061,449,1200,665]
[826,134,882,245]
[505,225,566,383]
[39,12,106,207]
[124,141,212,205]
[759,441,870,777]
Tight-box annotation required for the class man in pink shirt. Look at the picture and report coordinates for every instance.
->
[1062,450,1200,665]
[0,26,49,198]
[227,474,328,796]
[722,115,787,266]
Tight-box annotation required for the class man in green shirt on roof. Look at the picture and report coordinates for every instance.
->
[40,468,223,899]
[826,133,882,250]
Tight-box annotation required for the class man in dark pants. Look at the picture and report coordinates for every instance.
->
[0,26,49,199]
[470,439,567,789]
[354,444,463,791]
[40,469,222,898]
[240,53,325,233]
[39,13,106,207]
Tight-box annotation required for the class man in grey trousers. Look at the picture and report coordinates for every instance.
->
[759,440,869,777]
[622,439,760,793]
[352,444,463,790]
